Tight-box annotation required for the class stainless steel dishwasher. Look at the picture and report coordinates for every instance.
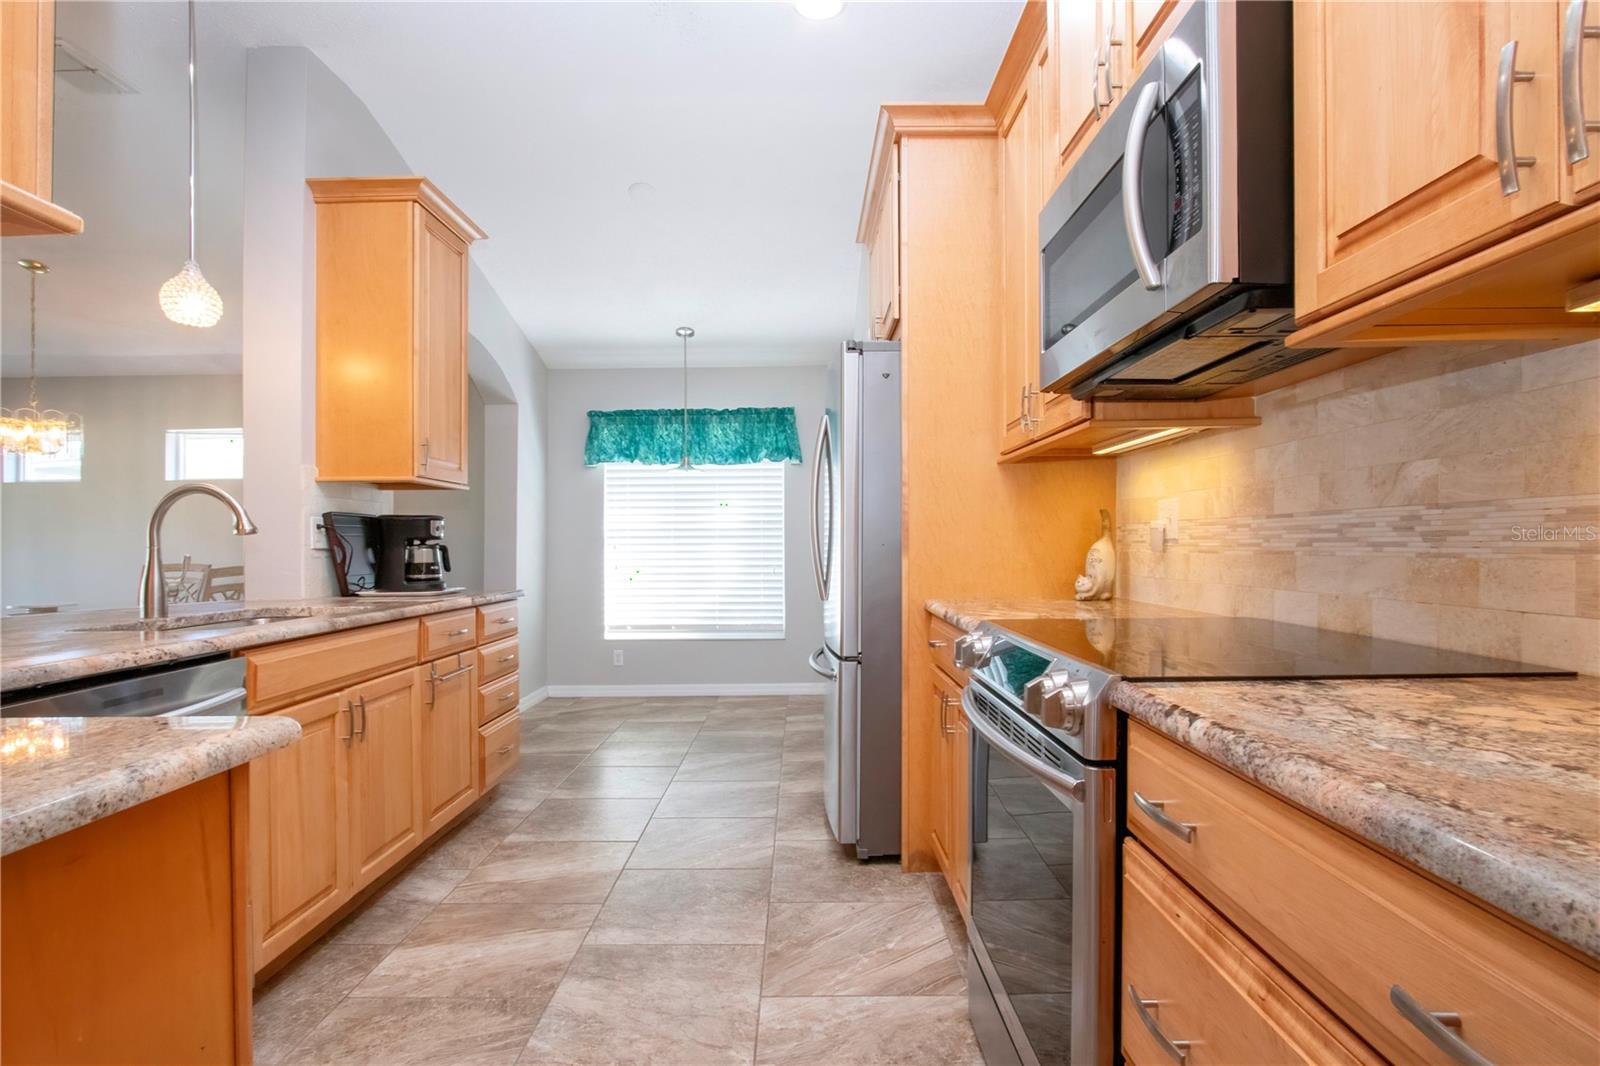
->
[1,657,248,718]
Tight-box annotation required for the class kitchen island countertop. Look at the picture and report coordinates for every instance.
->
[927,597,1600,959]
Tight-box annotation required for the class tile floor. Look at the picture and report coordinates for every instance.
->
[254,695,983,1066]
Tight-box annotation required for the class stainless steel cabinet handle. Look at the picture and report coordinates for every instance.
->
[496,744,514,755]
[427,659,473,704]
[498,653,516,663]
[1564,0,1600,163]
[1127,985,1190,1064]
[1102,32,1123,98]
[1122,81,1163,289]
[1390,985,1495,1066]
[928,639,949,649]
[1133,791,1196,843]
[340,704,353,743]
[494,617,514,625]
[807,646,838,681]
[446,627,470,637]
[938,692,954,735]
[1497,40,1537,195]
[500,690,517,701]
[1091,42,1107,116]
[353,696,367,739]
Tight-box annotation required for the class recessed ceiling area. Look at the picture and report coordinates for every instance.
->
[2,1,1022,375]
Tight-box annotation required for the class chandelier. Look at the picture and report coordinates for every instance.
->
[1,260,81,456]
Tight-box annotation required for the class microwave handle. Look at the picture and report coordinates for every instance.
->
[1121,81,1164,291]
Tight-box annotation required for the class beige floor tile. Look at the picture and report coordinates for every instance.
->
[252,993,338,1065]
[385,853,472,903]
[511,797,658,841]
[655,780,779,818]
[285,996,543,1065]
[674,750,782,781]
[327,896,434,946]
[582,741,692,766]
[777,754,824,795]
[589,868,771,945]
[774,791,832,842]
[607,721,703,743]
[351,903,596,1000]
[754,996,983,1065]
[627,817,775,869]
[762,901,964,996]
[424,806,528,868]
[448,840,634,905]
[506,753,589,790]
[254,942,390,1011]
[771,841,937,902]
[690,730,786,754]
[522,944,762,1066]
[520,728,613,755]
[550,764,677,799]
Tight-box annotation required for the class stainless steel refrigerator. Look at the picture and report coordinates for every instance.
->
[806,340,902,859]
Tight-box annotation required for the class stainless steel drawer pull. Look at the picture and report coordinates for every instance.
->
[494,617,514,625]
[500,691,516,701]
[1127,985,1190,1064]
[495,744,513,755]
[927,639,948,649]
[1390,985,1495,1066]
[1497,40,1537,194]
[498,653,516,663]
[1564,0,1600,163]
[1133,792,1196,843]
[446,627,470,637]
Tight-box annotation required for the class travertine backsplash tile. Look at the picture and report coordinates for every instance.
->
[1117,339,1600,674]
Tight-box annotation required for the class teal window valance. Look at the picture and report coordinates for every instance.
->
[584,407,803,467]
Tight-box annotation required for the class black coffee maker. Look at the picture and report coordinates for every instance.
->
[377,514,452,592]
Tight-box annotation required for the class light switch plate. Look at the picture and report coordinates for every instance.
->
[612,650,624,667]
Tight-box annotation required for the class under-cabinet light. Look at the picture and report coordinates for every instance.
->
[1091,427,1193,456]
[1565,278,1600,314]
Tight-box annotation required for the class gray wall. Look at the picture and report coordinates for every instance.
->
[545,365,827,692]
[1,375,244,610]
[394,382,486,592]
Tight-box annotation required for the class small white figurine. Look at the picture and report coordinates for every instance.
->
[1074,508,1116,601]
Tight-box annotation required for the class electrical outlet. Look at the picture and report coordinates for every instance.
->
[308,514,327,551]
[1157,497,1180,540]
[612,650,624,667]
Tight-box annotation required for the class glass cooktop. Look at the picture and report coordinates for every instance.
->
[988,615,1574,681]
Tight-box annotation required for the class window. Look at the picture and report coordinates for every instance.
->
[165,428,243,480]
[1,431,83,483]
[603,463,786,639]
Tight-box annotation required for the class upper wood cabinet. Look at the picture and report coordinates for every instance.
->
[309,177,484,490]
[0,0,83,236]
[859,139,901,340]
[1568,0,1600,201]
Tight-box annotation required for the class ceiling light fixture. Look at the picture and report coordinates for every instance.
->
[158,0,222,328]
[794,0,844,20]
[1,260,82,457]
[676,326,696,470]
[1565,277,1600,313]
[1090,426,1193,457]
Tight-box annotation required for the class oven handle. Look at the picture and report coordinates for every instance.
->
[960,687,1085,801]
[1121,80,1164,291]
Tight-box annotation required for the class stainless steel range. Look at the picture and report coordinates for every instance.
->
[951,614,1570,1066]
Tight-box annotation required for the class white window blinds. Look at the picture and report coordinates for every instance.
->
[603,463,786,640]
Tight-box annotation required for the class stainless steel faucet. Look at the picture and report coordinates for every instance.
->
[139,483,258,619]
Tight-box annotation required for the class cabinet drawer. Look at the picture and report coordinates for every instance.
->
[1122,840,1379,1066]
[420,609,477,659]
[477,671,520,726]
[245,620,418,710]
[479,710,520,791]
[477,635,519,684]
[926,614,970,686]
[1127,722,1600,1066]
[477,602,518,642]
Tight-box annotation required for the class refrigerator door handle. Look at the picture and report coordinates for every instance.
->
[807,646,838,681]
[809,414,833,602]
[824,637,861,665]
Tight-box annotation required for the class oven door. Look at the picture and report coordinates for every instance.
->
[962,684,1115,1066]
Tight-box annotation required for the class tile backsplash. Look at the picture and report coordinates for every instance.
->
[1115,339,1599,674]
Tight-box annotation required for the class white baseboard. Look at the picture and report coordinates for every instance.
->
[519,686,550,711]
[544,682,829,698]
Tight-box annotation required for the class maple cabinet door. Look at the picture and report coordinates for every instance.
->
[347,667,424,891]
[1296,1,1564,319]
[415,205,469,485]
[422,656,478,836]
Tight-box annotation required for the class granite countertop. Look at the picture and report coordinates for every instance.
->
[0,714,301,855]
[927,597,1205,632]
[0,591,520,694]
[927,597,1600,959]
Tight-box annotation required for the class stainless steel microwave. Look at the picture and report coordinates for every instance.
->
[1038,1,1328,402]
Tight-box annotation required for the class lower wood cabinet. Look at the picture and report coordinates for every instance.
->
[479,708,521,793]
[927,664,970,913]
[346,667,424,891]
[1122,840,1379,1066]
[421,655,478,836]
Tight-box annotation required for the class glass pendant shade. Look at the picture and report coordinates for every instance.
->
[159,259,224,328]
[2,259,81,457]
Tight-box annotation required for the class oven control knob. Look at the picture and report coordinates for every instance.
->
[1023,671,1091,734]
[953,633,995,670]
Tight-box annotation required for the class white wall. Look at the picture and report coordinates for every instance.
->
[394,382,486,592]
[1,375,244,610]
[545,365,827,691]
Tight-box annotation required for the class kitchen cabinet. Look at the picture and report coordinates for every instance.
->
[1291,1,1600,349]
[309,177,484,490]
[1125,0,1181,78]
[479,708,521,792]
[346,666,423,891]
[249,693,350,966]
[1052,0,1115,167]
[927,662,970,913]
[1127,721,1600,1065]
[421,655,477,836]
[859,140,900,340]
[1569,0,1600,201]
[0,0,82,236]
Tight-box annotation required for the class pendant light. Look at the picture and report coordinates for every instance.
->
[675,326,695,470]
[158,0,222,328]
[1,260,82,456]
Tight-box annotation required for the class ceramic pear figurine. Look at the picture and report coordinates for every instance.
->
[1074,508,1116,601]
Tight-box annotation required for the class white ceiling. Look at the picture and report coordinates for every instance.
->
[2,0,1021,376]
